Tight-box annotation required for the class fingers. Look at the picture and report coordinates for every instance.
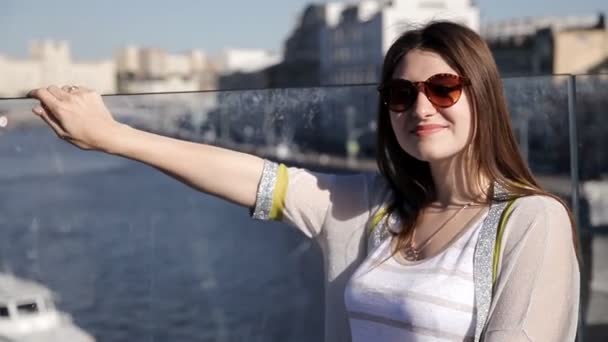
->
[35,105,69,139]
[46,85,70,101]
[29,84,85,124]
[27,87,63,113]
[76,85,92,93]
[61,85,77,94]
[30,84,102,124]
[60,84,91,95]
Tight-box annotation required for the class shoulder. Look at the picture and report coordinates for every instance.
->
[503,194,573,248]
[510,194,570,221]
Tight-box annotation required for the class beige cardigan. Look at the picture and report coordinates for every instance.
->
[252,161,580,342]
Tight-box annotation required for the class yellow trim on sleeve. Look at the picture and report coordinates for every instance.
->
[269,164,288,221]
[368,207,388,234]
[492,200,516,286]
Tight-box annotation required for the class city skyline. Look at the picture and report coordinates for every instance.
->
[2,0,607,61]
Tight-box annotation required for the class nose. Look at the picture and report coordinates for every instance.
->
[412,89,436,119]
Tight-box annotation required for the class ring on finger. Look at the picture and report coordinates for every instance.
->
[67,85,79,93]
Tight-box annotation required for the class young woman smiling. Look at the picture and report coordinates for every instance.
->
[28,21,580,342]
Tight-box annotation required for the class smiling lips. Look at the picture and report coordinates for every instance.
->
[412,124,448,137]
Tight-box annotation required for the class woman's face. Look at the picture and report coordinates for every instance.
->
[389,49,473,163]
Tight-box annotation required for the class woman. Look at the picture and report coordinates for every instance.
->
[28,21,579,341]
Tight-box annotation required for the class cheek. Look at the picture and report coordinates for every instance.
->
[447,96,474,140]
[439,109,472,150]
[389,112,400,132]
[389,112,409,141]
[460,92,473,119]
[389,112,421,156]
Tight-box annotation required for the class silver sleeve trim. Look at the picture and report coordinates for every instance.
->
[251,160,279,220]
[473,200,508,342]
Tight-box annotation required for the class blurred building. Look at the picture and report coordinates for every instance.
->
[0,40,115,97]
[266,3,346,87]
[216,49,281,75]
[263,0,479,88]
[215,49,281,89]
[115,46,217,93]
[482,13,608,75]
[320,0,479,85]
[220,0,479,90]
[216,5,342,90]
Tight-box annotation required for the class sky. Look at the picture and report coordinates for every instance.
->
[1,0,607,60]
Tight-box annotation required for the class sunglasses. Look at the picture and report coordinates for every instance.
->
[377,73,470,113]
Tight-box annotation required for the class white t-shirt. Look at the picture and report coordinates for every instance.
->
[345,213,488,342]
[253,162,580,342]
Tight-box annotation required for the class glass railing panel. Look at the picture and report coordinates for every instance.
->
[575,74,608,341]
[503,75,572,179]
[503,75,584,340]
[0,74,598,340]
[205,85,378,168]
[0,90,339,342]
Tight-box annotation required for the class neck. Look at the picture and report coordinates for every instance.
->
[428,152,489,207]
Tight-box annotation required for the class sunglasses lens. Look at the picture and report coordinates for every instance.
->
[380,75,467,111]
[426,75,464,107]
[383,84,416,112]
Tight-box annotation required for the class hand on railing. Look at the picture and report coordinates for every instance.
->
[27,85,122,151]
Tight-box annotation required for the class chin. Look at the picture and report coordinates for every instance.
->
[403,145,463,163]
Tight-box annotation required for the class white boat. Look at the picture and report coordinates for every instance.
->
[0,273,95,342]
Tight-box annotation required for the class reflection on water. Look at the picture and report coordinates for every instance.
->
[0,127,324,342]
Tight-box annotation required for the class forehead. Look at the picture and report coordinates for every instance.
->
[392,49,458,82]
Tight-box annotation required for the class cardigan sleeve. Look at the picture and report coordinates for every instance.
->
[251,160,381,238]
[483,196,580,341]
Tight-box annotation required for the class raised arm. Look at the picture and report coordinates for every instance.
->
[28,85,264,208]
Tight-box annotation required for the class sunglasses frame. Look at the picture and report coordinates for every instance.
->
[377,73,471,113]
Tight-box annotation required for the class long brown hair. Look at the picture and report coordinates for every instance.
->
[375,21,581,261]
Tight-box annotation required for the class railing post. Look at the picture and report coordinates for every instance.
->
[568,74,584,342]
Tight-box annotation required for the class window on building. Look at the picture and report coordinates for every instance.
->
[16,302,39,315]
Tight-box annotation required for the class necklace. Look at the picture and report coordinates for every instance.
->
[402,202,472,261]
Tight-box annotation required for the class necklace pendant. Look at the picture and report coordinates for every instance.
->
[403,244,420,261]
